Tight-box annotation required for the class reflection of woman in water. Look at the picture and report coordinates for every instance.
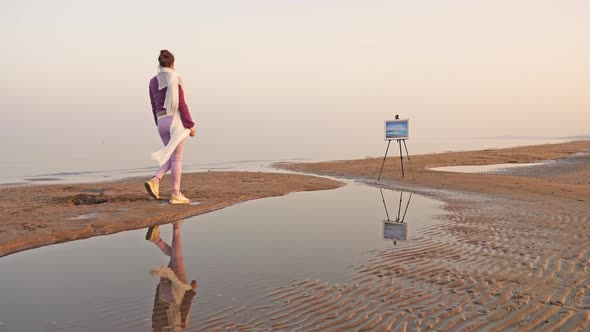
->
[147,221,197,331]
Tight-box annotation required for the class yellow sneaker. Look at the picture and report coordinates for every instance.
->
[145,225,160,242]
[144,178,160,200]
[169,193,190,204]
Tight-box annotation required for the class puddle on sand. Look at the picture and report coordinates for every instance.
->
[157,201,200,206]
[0,183,444,332]
[429,162,548,173]
[67,212,99,220]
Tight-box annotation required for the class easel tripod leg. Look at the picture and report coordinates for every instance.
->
[402,140,416,181]
[380,188,390,221]
[401,192,412,222]
[378,140,391,181]
[396,191,403,222]
[398,140,405,177]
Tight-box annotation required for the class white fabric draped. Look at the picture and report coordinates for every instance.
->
[150,265,192,305]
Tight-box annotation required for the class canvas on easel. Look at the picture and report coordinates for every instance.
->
[378,116,415,181]
[385,119,409,140]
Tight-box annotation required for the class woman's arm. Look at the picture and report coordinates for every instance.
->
[178,85,195,129]
[149,86,157,125]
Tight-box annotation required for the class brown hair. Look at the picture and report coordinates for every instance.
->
[158,50,175,68]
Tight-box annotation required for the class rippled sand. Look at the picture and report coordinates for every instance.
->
[2,141,589,331]
[197,141,590,331]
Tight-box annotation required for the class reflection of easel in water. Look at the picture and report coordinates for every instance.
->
[378,115,415,181]
[380,188,413,245]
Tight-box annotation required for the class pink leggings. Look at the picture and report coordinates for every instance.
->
[156,225,187,283]
[155,116,186,195]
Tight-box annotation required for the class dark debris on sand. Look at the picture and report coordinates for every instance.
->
[65,193,148,205]
[68,193,108,205]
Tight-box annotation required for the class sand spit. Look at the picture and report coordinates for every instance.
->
[277,140,590,202]
[0,171,343,257]
[193,141,590,331]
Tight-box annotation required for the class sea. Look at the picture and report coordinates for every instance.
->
[0,131,573,186]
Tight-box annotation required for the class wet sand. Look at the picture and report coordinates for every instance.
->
[2,141,590,330]
[195,141,590,331]
[0,171,343,257]
[278,140,590,202]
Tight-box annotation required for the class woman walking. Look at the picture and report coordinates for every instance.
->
[145,50,196,204]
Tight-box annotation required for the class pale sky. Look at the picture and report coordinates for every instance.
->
[1,0,589,175]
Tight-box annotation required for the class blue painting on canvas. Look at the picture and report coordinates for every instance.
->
[385,119,409,140]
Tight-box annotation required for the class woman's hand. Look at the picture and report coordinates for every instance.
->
[189,127,196,137]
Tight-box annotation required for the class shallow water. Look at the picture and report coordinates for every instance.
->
[0,137,569,186]
[429,162,549,174]
[0,183,444,331]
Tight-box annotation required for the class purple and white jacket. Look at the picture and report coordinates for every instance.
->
[149,76,195,129]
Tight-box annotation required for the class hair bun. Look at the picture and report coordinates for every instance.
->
[158,49,175,67]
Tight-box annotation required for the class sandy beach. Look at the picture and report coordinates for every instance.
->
[6,2,590,329]
[2,141,590,331]
[0,172,343,257]
[278,140,590,202]
[190,140,590,331]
